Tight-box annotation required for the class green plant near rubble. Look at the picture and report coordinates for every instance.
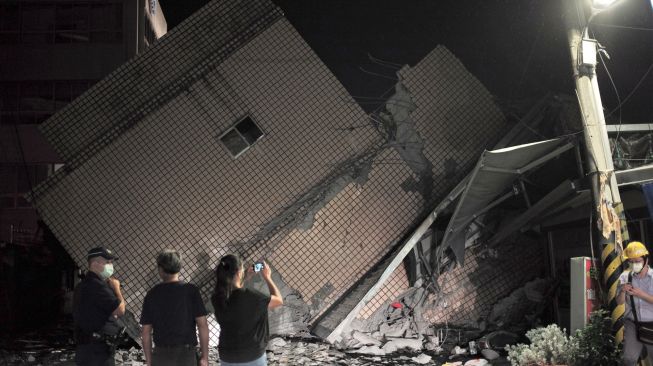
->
[569,310,620,366]
[507,310,620,366]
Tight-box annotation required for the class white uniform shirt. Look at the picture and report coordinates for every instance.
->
[619,268,653,322]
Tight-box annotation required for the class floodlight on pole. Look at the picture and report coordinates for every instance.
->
[589,0,627,19]
[592,0,619,9]
[586,0,626,35]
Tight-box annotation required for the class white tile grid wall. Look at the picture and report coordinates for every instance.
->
[33,15,507,345]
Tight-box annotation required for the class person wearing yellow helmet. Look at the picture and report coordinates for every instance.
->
[618,241,653,365]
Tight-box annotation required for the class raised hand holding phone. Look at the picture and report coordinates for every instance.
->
[253,261,265,273]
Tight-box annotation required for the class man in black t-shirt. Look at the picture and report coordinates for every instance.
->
[73,247,126,366]
[140,249,208,366]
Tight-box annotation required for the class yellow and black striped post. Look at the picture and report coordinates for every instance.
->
[602,202,628,344]
[562,0,630,345]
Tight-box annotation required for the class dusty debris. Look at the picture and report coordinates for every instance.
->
[352,330,382,347]
[267,337,287,351]
[347,345,386,356]
[382,336,424,353]
[480,348,500,360]
[1,335,512,365]
[451,345,467,355]
[479,330,519,350]
[411,353,432,364]
[352,287,429,336]
[486,278,551,330]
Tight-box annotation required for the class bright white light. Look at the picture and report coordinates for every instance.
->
[593,0,618,8]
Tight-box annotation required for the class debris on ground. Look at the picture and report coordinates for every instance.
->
[0,335,512,365]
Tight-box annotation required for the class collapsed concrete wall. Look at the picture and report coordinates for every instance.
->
[308,46,511,342]
[421,232,546,329]
[31,2,386,343]
[30,0,507,347]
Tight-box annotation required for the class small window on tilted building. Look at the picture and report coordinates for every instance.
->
[219,116,264,158]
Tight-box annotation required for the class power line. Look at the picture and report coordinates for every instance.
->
[606,61,653,118]
[593,23,653,32]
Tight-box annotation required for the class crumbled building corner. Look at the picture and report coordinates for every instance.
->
[322,251,551,362]
[377,82,435,208]
[332,287,433,354]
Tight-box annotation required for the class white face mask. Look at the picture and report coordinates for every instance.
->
[632,262,644,274]
[100,263,114,279]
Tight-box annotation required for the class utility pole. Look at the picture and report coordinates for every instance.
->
[562,0,630,343]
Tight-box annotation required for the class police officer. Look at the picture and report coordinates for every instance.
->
[73,247,126,366]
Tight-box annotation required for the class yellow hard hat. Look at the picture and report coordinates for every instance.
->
[623,241,649,260]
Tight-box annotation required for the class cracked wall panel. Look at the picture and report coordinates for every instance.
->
[213,20,382,216]
[337,46,507,333]
[424,235,545,327]
[33,18,379,343]
[36,93,230,295]
[219,20,381,160]
[274,148,422,309]
[399,46,506,205]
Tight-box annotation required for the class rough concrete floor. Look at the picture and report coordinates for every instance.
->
[0,337,511,366]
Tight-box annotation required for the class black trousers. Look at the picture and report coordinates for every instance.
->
[75,343,115,366]
[152,345,197,366]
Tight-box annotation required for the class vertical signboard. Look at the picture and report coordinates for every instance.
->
[570,257,599,333]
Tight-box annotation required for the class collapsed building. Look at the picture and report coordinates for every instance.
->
[26,0,653,356]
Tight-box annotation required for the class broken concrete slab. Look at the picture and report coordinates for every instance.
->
[411,353,432,364]
[347,345,386,356]
[267,337,287,352]
[352,330,382,347]
[487,278,551,330]
[480,348,500,360]
[382,337,423,353]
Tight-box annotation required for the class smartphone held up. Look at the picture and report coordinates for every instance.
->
[253,261,265,273]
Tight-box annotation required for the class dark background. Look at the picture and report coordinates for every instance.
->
[161,0,653,120]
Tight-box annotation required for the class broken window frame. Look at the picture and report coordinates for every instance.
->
[218,115,264,159]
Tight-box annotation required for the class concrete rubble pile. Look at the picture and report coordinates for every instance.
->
[325,287,508,366]
[0,338,505,366]
[321,275,553,365]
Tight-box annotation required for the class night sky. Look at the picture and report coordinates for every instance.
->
[159,0,653,120]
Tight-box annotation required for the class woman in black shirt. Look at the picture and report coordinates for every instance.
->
[211,254,283,366]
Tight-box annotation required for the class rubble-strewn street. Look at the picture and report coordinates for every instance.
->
[0,337,510,366]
